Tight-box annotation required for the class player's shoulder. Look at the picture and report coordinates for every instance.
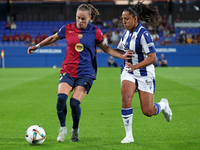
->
[65,22,76,29]
[88,23,101,31]
[137,25,151,38]
[138,25,149,34]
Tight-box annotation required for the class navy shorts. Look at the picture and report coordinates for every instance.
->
[59,73,93,94]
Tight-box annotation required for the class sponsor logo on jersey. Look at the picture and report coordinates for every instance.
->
[123,42,129,51]
[75,43,84,52]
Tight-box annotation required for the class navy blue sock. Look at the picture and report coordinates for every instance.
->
[70,98,81,129]
[57,93,68,127]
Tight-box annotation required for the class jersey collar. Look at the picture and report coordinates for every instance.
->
[75,22,89,30]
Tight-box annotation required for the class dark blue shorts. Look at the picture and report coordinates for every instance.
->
[59,73,93,94]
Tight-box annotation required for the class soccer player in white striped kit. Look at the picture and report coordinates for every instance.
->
[117,1,172,143]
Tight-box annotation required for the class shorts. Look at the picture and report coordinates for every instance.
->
[120,70,155,94]
[59,73,93,94]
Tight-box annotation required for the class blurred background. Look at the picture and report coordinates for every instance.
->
[0,0,200,67]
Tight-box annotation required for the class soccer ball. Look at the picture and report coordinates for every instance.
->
[25,125,46,144]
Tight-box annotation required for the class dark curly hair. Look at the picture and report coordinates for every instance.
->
[123,1,161,26]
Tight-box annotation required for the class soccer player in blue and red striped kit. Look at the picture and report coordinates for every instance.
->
[28,4,133,143]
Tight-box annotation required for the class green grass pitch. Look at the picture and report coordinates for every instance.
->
[0,67,200,150]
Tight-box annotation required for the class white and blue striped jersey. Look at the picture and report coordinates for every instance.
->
[117,23,156,77]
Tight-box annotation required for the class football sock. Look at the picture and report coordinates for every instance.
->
[158,100,166,110]
[57,93,68,127]
[121,107,133,137]
[70,98,81,129]
[154,103,161,115]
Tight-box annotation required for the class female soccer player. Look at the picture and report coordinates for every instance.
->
[27,4,132,142]
[117,1,173,143]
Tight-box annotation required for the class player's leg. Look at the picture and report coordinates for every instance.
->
[69,86,86,142]
[139,91,157,116]
[121,80,136,144]
[139,91,172,121]
[57,73,74,142]
[137,76,161,117]
[138,76,172,121]
[70,77,93,142]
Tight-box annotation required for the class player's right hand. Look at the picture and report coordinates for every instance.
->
[123,49,134,60]
[27,46,37,54]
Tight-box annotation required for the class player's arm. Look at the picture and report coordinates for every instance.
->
[126,52,157,72]
[27,33,60,54]
[126,31,156,72]
[97,41,133,60]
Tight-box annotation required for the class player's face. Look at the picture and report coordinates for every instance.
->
[76,10,91,29]
[122,11,138,33]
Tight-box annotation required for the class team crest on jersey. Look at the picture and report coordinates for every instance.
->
[75,43,84,52]
[132,35,135,39]
[78,34,83,39]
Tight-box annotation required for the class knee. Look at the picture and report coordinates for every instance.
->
[70,98,81,116]
[57,94,68,111]
[142,109,154,117]
[70,98,80,109]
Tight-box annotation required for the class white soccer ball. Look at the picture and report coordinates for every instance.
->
[25,125,46,144]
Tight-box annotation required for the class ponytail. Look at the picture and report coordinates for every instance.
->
[88,4,100,22]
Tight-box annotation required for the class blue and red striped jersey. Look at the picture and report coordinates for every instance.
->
[57,22,103,80]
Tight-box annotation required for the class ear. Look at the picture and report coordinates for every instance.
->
[134,16,138,22]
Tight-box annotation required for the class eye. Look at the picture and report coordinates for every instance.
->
[124,18,128,21]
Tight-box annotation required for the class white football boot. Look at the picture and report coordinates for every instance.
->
[161,98,172,122]
[57,126,68,142]
[121,136,134,144]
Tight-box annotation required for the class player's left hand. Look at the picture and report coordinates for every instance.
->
[123,50,134,60]
[125,62,137,72]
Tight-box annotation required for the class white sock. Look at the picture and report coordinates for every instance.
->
[121,107,133,137]
[158,100,165,110]
[122,114,133,137]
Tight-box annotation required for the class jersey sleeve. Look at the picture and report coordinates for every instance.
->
[117,38,125,52]
[117,30,127,52]
[141,31,156,54]
[57,25,66,39]
[95,27,103,44]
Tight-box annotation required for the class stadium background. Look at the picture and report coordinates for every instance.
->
[0,0,200,67]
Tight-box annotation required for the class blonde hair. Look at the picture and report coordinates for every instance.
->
[77,4,100,22]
